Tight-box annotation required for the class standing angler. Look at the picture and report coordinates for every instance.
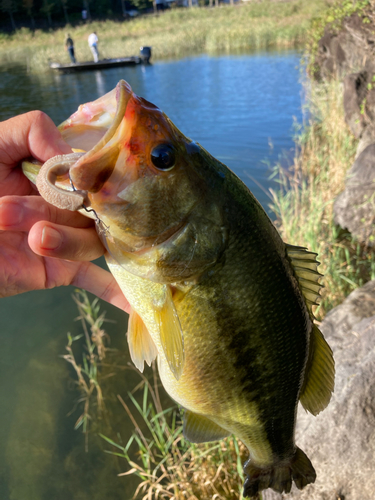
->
[24,80,334,497]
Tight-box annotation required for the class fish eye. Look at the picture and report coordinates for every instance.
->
[150,144,175,171]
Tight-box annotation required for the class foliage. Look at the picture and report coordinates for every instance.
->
[131,0,153,13]
[270,77,375,318]
[306,0,373,76]
[0,0,333,31]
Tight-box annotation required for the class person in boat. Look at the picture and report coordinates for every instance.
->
[0,110,129,312]
[65,33,76,64]
[88,32,99,63]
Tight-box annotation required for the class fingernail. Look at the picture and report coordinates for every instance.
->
[0,201,23,227]
[41,226,63,250]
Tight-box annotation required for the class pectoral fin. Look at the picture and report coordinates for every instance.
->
[154,286,185,381]
[300,324,335,415]
[183,410,230,443]
[127,309,158,372]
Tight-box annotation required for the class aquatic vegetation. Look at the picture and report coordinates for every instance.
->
[0,0,332,73]
[62,290,109,451]
[270,77,375,317]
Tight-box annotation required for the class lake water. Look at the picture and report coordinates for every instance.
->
[0,51,304,499]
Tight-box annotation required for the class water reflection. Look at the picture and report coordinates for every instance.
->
[94,70,106,97]
[0,51,304,500]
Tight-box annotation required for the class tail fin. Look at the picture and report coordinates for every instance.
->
[243,447,316,497]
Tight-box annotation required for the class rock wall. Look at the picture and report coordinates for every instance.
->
[317,11,375,244]
[315,14,375,81]
[263,281,375,500]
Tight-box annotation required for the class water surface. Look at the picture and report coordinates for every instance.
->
[0,51,304,499]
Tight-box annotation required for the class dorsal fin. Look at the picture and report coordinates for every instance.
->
[286,244,324,314]
[127,309,158,372]
[299,324,335,415]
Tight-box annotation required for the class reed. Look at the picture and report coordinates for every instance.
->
[0,0,333,73]
[270,77,375,317]
[62,289,112,451]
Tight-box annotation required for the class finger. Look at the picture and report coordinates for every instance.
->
[0,195,94,231]
[28,221,105,262]
[0,111,72,196]
[68,261,131,313]
[1,110,72,165]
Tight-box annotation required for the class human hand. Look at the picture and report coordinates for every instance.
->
[0,111,130,312]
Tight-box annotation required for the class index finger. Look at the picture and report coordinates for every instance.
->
[0,110,72,197]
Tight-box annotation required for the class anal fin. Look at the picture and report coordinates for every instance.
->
[183,410,230,443]
[127,309,158,372]
[300,324,335,415]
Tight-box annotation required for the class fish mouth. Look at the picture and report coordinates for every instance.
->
[33,80,191,257]
[36,80,133,212]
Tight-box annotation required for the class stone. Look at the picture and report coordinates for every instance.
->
[314,14,375,80]
[355,123,375,158]
[333,143,375,244]
[262,280,375,500]
[342,71,375,156]
[343,72,367,139]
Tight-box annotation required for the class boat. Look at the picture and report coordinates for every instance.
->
[50,46,152,72]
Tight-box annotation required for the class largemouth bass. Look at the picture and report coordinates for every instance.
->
[23,80,334,497]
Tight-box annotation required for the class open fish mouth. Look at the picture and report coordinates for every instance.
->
[24,79,197,259]
[34,80,133,213]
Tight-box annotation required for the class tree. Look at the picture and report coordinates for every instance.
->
[128,0,152,11]
[40,0,54,27]
[1,0,17,31]
[23,0,35,29]
[83,0,91,21]
[60,0,69,24]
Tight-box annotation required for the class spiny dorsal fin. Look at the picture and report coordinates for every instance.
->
[153,285,185,381]
[286,244,323,314]
[299,324,335,415]
[183,410,230,443]
[127,309,158,372]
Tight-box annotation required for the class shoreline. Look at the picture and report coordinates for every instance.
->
[0,1,330,73]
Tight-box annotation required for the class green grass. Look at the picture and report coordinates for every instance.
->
[0,0,334,72]
[270,77,375,318]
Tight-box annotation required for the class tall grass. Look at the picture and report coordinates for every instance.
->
[270,77,375,317]
[0,0,333,72]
